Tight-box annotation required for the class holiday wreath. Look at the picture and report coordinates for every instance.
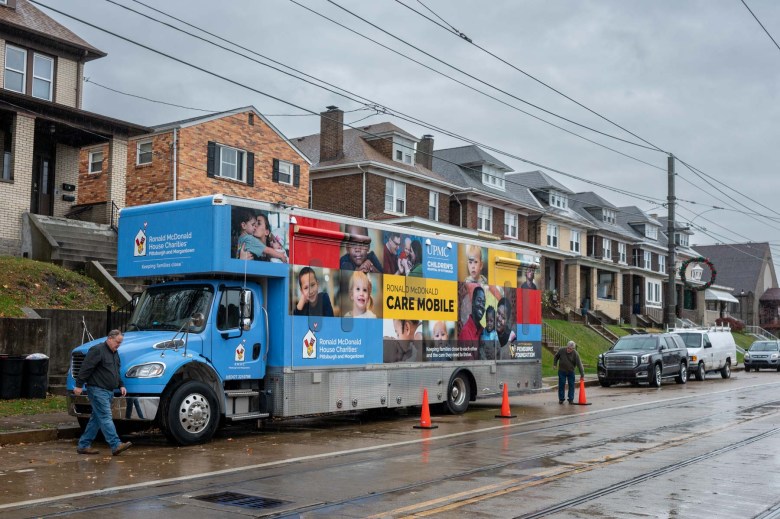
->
[678,256,716,291]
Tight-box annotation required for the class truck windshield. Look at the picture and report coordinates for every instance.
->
[128,285,214,332]
[750,342,780,352]
[674,333,701,348]
[612,336,658,351]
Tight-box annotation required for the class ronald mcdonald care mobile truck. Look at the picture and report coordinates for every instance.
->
[67,195,542,445]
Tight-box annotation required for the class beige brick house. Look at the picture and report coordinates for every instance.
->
[78,107,310,209]
[0,0,147,256]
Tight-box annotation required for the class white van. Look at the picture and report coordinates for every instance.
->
[670,326,737,381]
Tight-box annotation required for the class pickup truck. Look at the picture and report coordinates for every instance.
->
[597,333,688,387]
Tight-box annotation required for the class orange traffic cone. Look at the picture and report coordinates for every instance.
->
[413,388,438,429]
[572,378,592,406]
[495,382,517,418]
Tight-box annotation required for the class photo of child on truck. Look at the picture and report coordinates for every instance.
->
[232,207,288,262]
[343,271,378,318]
[294,266,335,317]
[340,225,382,273]
[425,320,454,361]
[384,319,423,362]
[479,305,499,360]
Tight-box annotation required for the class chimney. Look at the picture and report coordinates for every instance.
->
[416,134,434,170]
[319,106,343,163]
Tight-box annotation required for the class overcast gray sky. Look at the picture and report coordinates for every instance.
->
[41,0,780,267]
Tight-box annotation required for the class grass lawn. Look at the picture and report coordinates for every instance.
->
[542,319,615,376]
[0,395,67,417]
[733,332,755,365]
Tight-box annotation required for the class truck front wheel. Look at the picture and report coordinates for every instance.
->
[445,372,471,414]
[163,381,219,445]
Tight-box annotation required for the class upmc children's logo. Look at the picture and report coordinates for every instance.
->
[134,222,148,257]
[302,329,317,359]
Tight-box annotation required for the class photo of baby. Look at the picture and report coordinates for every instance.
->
[425,320,455,361]
[342,271,379,318]
[383,319,422,362]
[462,244,487,284]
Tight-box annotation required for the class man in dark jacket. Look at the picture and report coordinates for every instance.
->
[553,340,585,404]
[74,329,132,455]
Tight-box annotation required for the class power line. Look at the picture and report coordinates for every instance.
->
[741,0,780,54]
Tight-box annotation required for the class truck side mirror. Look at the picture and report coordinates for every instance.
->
[240,289,253,319]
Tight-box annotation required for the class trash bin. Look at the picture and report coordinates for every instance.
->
[0,355,25,399]
[22,354,49,399]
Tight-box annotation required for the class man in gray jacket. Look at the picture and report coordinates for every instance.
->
[74,329,132,455]
[553,340,585,404]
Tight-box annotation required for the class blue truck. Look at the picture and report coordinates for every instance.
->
[68,195,543,444]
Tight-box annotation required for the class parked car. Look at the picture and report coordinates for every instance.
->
[597,333,688,387]
[744,340,780,372]
[670,326,736,380]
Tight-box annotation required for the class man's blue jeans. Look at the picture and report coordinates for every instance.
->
[77,386,121,451]
[558,371,575,402]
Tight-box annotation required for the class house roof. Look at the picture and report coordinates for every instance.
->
[295,122,451,184]
[433,146,542,210]
[569,192,635,239]
[693,242,772,294]
[0,0,106,60]
[655,215,699,257]
[760,288,780,301]
[509,170,573,194]
[151,106,311,165]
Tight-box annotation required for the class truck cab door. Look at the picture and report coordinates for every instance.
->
[702,333,716,368]
[662,337,678,375]
[210,287,265,382]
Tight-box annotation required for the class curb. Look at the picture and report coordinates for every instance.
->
[0,425,80,446]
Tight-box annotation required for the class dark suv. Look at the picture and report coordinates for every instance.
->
[597,333,688,387]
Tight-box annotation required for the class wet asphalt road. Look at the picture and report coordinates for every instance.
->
[2,371,780,518]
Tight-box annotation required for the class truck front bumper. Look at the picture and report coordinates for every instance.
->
[598,364,650,383]
[68,394,160,422]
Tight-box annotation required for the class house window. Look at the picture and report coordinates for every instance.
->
[659,255,666,274]
[602,238,611,260]
[643,250,652,270]
[647,280,662,306]
[219,145,246,181]
[3,45,54,101]
[618,242,627,264]
[549,191,568,209]
[136,141,152,165]
[477,204,492,232]
[597,271,616,299]
[276,160,293,185]
[385,178,406,214]
[602,209,616,224]
[481,164,505,190]
[88,151,103,174]
[646,225,658,240]
[392,138,414,166]
[429,191,439,221]
[546,223,559,248]
[4,45,26,94]
[504,212,518,238]
[675,233,689,247]
[570,229,580,253]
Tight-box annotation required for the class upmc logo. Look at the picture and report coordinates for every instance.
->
[426,241,452,258]
[424,238,455,279]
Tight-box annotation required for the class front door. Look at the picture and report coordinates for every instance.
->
[31,155,54,216]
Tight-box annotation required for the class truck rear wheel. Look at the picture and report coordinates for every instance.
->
[163,381,219,445]
[721,360,731,379]
[445,372,471,414]
[675,363,687,384]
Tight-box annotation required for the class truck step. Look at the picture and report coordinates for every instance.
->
[224,389,260,398]
[226,412,269,421]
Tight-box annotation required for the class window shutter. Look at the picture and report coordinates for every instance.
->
[246,152,254,187]
[272,158,280,183]
[207,141,217,178]
[293,164,300,187]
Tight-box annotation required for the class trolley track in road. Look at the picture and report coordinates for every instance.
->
[13,382,780,518]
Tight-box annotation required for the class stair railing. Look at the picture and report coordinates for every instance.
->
[110,200,120,232]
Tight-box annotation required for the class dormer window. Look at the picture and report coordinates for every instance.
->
[392,137,415,166]
[675,233,689,247]
[481,164,505,190]
[3,44,54,101]
[549,191,568,209]
[602,209,616,224]
[645,225,658,240]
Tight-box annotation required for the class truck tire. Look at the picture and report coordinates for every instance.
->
[675,363,687,384]
[650,363,662,388]
[599,379,611,388]
[721,360,731,379]
[445,372,471,414]
[695,362,706,381]
[163,381,219,445]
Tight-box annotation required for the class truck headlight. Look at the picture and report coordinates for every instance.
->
[640,354,651,364]
[126,362,165,378]
[771,354,779,360]
[689,355,698,362]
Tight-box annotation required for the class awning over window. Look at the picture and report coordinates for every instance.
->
[705,289,739,304]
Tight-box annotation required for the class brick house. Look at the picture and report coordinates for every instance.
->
[77,107,310,210]
[0,0,148,256]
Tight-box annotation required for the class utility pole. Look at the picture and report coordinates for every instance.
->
[665,153,677,329]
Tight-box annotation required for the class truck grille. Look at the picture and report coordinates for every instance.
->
[71,352,86,380]
[605,355,637,368]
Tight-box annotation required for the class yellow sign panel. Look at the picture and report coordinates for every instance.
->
[383,274,458,321]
